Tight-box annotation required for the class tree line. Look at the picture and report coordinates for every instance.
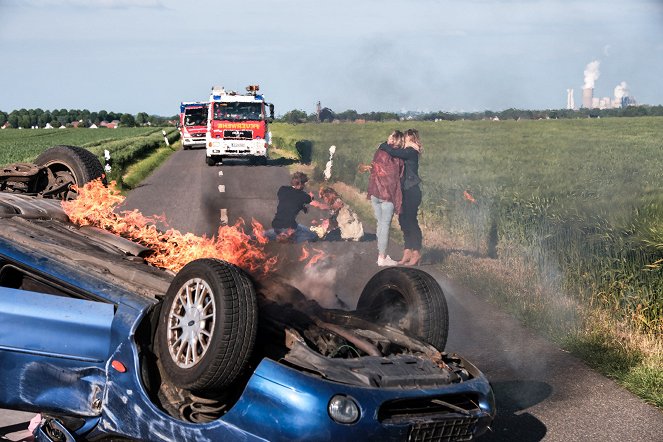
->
[279,104,663,124]
[0,108,177,128]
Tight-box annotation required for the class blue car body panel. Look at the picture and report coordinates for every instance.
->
[0,287,114,362]
[0,200,495,441]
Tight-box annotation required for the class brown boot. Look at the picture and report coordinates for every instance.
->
[406,250,421,266]
[398,249,412,265]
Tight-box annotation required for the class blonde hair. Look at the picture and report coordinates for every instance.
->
[405,128,422,154]
[390,130,405,148]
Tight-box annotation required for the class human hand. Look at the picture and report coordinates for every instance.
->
[358,163,372,173]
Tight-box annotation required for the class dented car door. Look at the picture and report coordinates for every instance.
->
[0,287,114,416]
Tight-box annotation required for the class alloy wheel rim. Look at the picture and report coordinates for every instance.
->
[166,278,216,368]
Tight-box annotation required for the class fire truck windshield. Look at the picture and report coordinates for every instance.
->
[213,102,262,121]
[184,107,207,126]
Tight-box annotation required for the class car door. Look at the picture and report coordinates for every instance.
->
[0,286,114,416]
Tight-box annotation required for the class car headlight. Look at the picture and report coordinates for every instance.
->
[328,395,360,424]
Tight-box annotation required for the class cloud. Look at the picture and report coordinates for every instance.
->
[603,44,611,56]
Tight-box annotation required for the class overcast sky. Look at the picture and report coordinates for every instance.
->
[1,0,662,116]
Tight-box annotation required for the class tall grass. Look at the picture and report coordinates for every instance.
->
[272,118,663,335]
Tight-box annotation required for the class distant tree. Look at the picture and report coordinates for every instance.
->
[0,112,7,126]
[281,109,307,124]
[318,107,335,122]
[336,109,358,121]
[120,113,136,127]
[19,115,31,128]
[135,112,149,126]
[8,113,19,128]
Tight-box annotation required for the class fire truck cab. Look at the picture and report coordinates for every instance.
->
[206,85,274,166]
[179,101,209,150]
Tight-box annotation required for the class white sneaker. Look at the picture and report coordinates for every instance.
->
[377,255,398,266]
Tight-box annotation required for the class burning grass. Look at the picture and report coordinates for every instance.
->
[62,179,278,274]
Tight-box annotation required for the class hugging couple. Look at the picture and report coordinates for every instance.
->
[360,129,423,267]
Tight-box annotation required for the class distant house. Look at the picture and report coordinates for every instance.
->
[71,121,80,128]
[44,123,54,129]
[59,125,67,129]
[89,123,98,129]
[1,122,10,129]
[99,120,109,127]
[106,122,118,129]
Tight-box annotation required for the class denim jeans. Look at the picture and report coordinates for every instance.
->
[371,196,394,255]
[265,224,318,243]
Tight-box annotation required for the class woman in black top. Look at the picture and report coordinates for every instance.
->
[379,128,423,265]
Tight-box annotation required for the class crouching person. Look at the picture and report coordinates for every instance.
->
[265,171,318,243]
[316,187,364,241]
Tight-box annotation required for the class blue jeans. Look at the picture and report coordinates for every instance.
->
[265,224,318,243]
[370,196,394,255]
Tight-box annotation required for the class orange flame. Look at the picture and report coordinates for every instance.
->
[299,246,310,261]
[463,190,476,204]
[62,179,277,274]
[305,248,327,268]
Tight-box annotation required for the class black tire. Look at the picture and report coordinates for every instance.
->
[183,144,189,151]
[356,267,449,350]
[34,145,106,199]
[156,259,258,392]
[206,156,216,166]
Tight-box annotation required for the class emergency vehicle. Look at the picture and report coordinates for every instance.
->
[179,101,209,150]
[206,85,274,165]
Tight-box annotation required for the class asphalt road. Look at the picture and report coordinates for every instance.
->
[2,148,661,441]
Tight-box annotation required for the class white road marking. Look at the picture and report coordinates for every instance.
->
[218,185,225,193]
[218,171,223,176]
[220,208,228,225]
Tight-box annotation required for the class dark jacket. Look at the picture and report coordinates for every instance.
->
[379,143,421,190]
[272,186,312,229]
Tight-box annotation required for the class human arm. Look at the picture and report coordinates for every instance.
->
[378,142,418,160]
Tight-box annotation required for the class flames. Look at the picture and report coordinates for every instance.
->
[299,246,327,269]
[61,179,277,274]
[463,190,476,204]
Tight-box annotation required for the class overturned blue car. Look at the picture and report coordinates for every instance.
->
[0,146,495,441]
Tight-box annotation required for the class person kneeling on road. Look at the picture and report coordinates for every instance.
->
[265,171,318,243]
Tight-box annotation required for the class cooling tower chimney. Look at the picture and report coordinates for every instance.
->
[582,60,600,108]
[567,88,575,110]
[582,88,593,108]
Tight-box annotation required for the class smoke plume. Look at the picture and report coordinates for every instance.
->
[614,81,629,100]
[583,60,600,89]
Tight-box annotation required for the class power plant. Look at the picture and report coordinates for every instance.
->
[567,60,636,110]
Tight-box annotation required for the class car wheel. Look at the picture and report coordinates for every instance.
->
[34,145,106,199]
[183,144,189,151]
[206,157,216,166]
[356,267,449,350]
[156,259,258,392]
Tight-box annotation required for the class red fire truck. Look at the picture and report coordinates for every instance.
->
[179,102,209,150]
[205,85,274,166]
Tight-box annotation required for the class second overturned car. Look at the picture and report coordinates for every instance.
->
[0,146,495,441]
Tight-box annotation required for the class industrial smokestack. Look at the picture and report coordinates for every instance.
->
[582,88,593,109]
[581,60,600,108]
[566,88,575,110]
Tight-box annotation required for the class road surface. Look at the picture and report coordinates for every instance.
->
[2,149,661,441]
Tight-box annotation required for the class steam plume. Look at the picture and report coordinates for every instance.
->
[583,60,600,89]
[614,81,629,100]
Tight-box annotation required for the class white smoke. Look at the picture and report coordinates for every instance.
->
[583,60,600,89]
[614,81,629,100]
